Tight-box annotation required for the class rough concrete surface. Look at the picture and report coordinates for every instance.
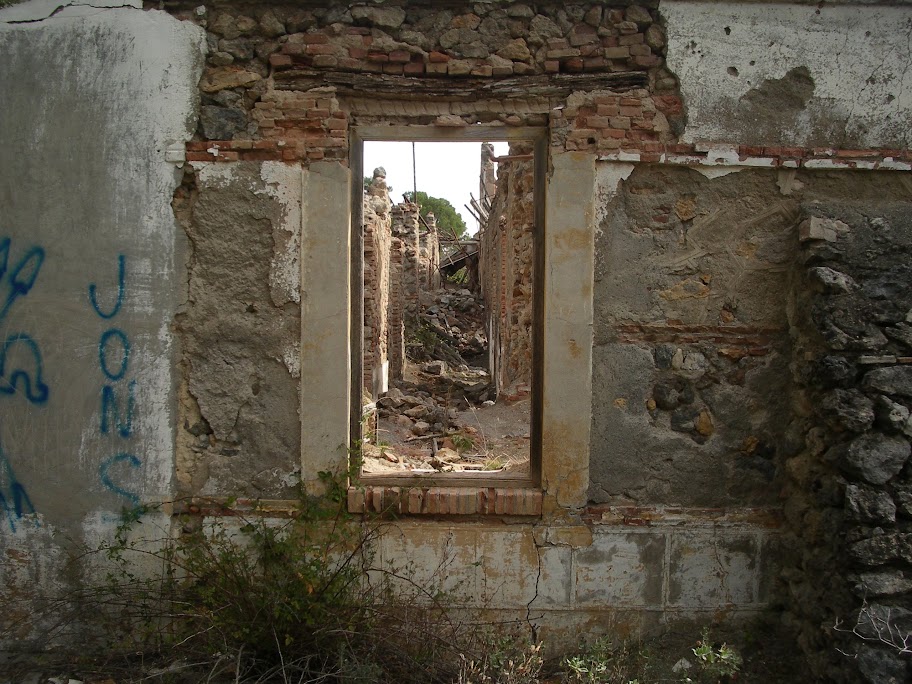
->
[0,0,203,643]
[589,165,912,506]
[176,163,301,499]
[663,1,912,148]
[0,4,202,522]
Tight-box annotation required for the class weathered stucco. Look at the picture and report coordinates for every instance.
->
[174,162,302,499]
[2,0,912,676]
[664,1,912,149]
[0,0,203,639]
[0,4,202,522]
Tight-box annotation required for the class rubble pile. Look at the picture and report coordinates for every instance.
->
[409,288,487,366]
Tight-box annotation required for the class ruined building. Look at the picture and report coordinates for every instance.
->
[2,0,912,680]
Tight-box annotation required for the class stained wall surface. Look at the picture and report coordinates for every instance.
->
[0,0,203,605]
[1,0,912,678]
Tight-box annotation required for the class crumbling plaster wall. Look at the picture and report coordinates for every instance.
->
[174,162,302,500]
[663,1,912,149]
[0,0,204,632]
[3,0,912,665]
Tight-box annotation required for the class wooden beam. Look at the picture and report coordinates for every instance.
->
[274,69,648,98]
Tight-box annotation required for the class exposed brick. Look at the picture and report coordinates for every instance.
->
[388,49,411,63]
[547,48,581,59]
[348,47,368,59]
[383,63,404,75]
[544,60,560,73]
[312,55,338,68]
[428,51,450,63]
[619,106,642,117]
[306,43,336,56]
[583,56,607,70]
[634,54,662,67]
[619,33,645,46]
[604,46,632,59]
[403,61,425,75]
[587,115,614,128]
[610,116,631,129]
[366,51,389,63]
[426,62,448,74]
[301,32,329,44]
[269,53,293,68]
[337,57,362,71]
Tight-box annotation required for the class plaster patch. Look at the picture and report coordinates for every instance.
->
[695,167,743,180]
[663,2,912,148]
[261,162,302,306]
[594,162,635,237]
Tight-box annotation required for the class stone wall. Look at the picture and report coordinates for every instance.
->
[3,0,912,669]
[479,141,535,395]
[782,207,912,683]
[363,169,393,396]
[362,174,439,396]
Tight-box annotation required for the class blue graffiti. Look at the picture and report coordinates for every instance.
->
[0,437,37,533]
[0,238,45,322]
[101,381,135,438]
[0,333,49,405]
[99,453,142,507]
[98,328,130,382]
[88,254,125,320]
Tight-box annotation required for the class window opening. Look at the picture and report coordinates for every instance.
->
[352,130,544,486]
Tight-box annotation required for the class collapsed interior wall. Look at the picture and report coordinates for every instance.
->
[2,0,912,677]
[361,172,440,398]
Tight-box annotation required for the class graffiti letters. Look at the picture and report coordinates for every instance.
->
[0,237,45,323]
[99,453,141,508]
[88,253,125,319]
[0,238,48,407]
[0,436,36,533]
[91,255,142,507]
[0,333,49,405]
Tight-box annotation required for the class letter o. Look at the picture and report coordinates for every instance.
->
[99,328,130,381]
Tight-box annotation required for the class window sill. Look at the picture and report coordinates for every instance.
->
[347,484,542,516]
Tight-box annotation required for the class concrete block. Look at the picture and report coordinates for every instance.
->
[667,532,758,608]
[379,524,478,605]
[574,531,665,607]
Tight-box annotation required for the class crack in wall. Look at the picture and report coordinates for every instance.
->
[3,1,139,24]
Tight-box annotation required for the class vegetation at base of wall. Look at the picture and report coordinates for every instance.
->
[0,476,802,683]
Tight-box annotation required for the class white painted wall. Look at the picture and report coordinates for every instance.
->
[662,1,912,148]
[0,0,203,616]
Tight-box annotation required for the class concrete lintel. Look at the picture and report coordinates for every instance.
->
[300,161,351,492]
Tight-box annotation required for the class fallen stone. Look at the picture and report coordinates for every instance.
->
[856,569,912,597]
[200,105,247,140]
[828,432,910,485]
[411,421,431,435]
[821,389,875,433]
[423,360,447,375]
[857,645,910,684]
[874,396,912,436]
[848,532,912,565]
[864,366,912,398]
[845,484,896,524]
[808,266,857,294]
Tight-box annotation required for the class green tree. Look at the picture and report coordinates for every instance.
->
[404,191,467,238]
